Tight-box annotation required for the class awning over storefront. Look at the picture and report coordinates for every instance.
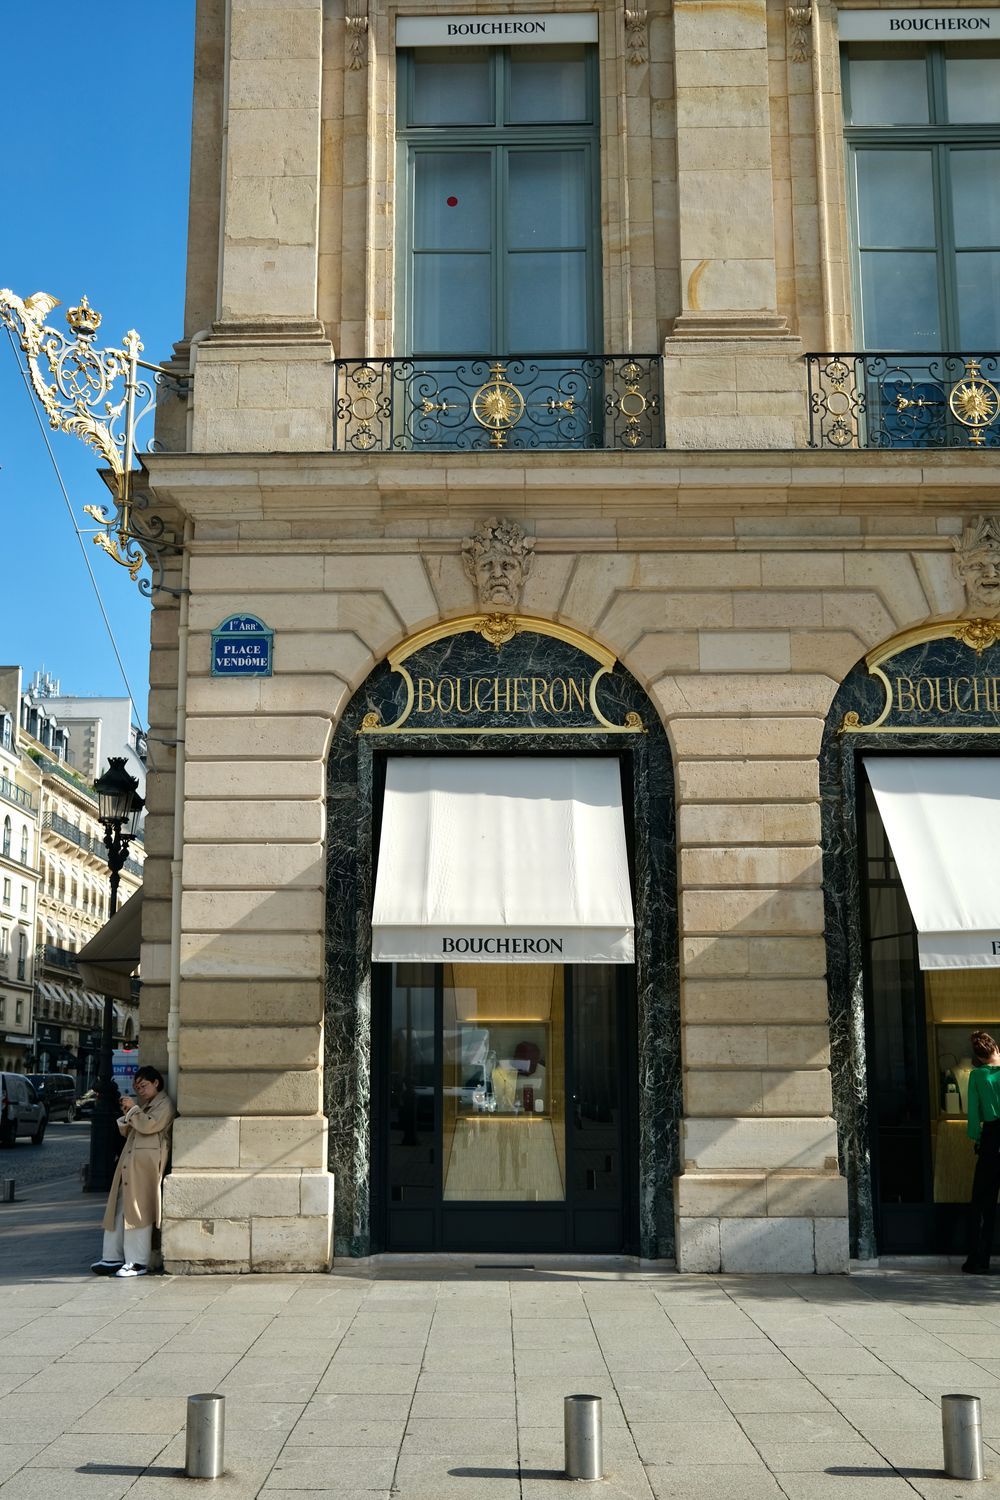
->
[78,890,142,1000]
[864,756,1000,970]
[372,756,635,964]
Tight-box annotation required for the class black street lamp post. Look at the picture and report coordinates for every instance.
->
[86,757,144,1194]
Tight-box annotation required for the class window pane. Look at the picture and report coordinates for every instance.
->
[413,254,491,351]
[410,48,492,125]
[442,964,566,1203]
[856,149,936,248]
[846,49,929,125]
[507,251,588,351]
[859,251,941,349]
[414,153,491,251]
[946,49,1000,124]
[956,251,1000,348]
[387,965,436,1205]
[950,150,1000,248]
[508,44,588,122]
[508,151,587,249]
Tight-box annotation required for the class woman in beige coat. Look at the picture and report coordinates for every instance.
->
[92,1065,175,1279]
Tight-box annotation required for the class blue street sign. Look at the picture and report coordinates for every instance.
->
[211,614,273,677]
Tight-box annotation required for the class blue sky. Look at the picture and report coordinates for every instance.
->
[0,3,196,725]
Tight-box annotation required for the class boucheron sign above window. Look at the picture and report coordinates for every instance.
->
[396,12,598,45]
[838,8,998,38]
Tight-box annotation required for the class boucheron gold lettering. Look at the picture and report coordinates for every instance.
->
[411,674,591,717]
[891,672,1000,716]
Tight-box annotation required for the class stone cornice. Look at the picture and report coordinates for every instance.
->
[140,448,1000,525]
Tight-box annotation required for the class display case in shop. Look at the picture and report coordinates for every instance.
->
[928,969,1000,1203]
[442,964,566,1202]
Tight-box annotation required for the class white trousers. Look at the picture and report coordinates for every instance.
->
[102,1194,153,1267]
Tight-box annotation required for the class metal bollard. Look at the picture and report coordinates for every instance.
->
[0,1179,14,1203]
[185,1393,225,1480]
[564,1394,603,1481]
[942,1394,984,1481]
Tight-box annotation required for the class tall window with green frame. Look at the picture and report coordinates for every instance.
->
[842,43,1000,352]
[397,45,601,357]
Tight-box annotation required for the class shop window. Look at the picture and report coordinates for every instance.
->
[397,46,601,361]
[842,43,1000,443]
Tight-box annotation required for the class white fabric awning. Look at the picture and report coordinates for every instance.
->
[78,890,142,1000]
[865,756,1000,970]
[372,756,635,964]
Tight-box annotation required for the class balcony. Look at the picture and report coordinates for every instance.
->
[0,778,33,813]
[45,811,97,856]
[806,353,1000,450]
[43,943,79,973]
[335,356,662,452]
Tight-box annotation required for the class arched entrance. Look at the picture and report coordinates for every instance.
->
[822,619,1000,1259]
[324,614,678,1258]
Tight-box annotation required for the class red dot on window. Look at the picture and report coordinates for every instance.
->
[446,196,459,207]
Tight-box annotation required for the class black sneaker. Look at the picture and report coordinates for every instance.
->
[91,1260,125,1276]
[962,1259,989,1273]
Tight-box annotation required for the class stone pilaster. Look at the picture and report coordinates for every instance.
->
[191,0,333,454]
[662,0,804,446]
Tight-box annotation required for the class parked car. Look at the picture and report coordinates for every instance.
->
[26,1073,78,1122]
[0,1074,46,1146]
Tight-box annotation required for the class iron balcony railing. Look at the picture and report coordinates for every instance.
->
[0,778,33,813]
[45,812,95,855]
[807,353,1000,450]
[335,356,663,452]
[42,811,142,878]
[43,943,79,972]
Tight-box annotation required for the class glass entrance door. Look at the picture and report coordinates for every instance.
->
[375,961,634,1253]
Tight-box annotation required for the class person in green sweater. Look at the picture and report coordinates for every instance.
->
[963,1029,1000,1274]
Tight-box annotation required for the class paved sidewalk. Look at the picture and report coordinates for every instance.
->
[2,1180,1000,1500]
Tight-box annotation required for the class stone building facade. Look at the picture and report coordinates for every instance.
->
[139,0,1000,1272]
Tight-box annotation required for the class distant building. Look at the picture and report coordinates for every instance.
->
[26,671,147,797]
[0,669,41,1074]
[2,673,147,1082]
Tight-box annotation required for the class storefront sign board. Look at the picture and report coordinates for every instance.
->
[838,9,999,37]
[841,621,1000,733]
[396,13,598,44]
[359,615,643,735]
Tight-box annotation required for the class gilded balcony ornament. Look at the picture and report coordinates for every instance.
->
[472,364,526,448]
[0,287,183,595]
[949,359,1000,444]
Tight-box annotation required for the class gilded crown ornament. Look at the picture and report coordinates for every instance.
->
[66,295,102,338]
[953,514,1000,615]
[0,287,182,595]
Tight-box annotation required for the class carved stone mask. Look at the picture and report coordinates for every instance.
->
[462,516,535,612]
[954,515,1000,613]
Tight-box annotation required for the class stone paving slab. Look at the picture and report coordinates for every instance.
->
[4,1179,1000,1497]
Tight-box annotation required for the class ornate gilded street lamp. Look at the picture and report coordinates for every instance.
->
[0,289,179,593]
[87,758,145,1193]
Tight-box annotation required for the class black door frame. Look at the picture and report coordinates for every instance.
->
[371,958,640,1254]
